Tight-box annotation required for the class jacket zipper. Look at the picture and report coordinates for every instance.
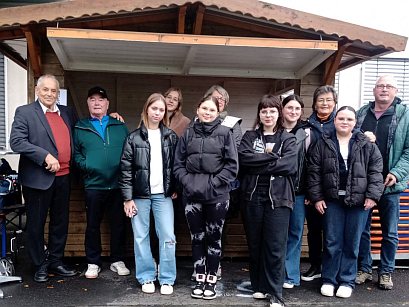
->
[249,175,259,200]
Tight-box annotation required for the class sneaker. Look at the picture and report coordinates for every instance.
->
[216,263,222,280]
[355,270,373,284]
[320,284,334,297]
[142,281,155,294]
[160,284,173,295]
[191,273,206,299]
[110,261,130,276]
[269,295,285,307]
[85,264,101,279]
[252,292,267,299]
[283,282,294,289]
[301,265,321,281]
[202,274,217,300]
[378,273,393,290]
[336,285,352,298]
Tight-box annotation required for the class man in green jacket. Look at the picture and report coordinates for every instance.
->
[355,75,409,290]
[74,86,130,279]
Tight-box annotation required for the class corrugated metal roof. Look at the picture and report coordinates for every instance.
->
[0,0,406,52]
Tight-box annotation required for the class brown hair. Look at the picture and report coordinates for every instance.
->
[255,94,283,133]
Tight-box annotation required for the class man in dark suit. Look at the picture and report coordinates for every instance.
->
[10,74,77,282]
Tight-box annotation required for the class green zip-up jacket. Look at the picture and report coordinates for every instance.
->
[356,97,409,194]
[74,117,128,189]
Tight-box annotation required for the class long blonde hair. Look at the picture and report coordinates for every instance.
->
[139,93,169,128]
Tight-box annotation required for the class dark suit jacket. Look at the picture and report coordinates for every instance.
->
[10,100,77,190]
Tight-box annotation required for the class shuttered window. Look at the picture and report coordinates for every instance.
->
[0,54,6,150]
[361,58,409,105]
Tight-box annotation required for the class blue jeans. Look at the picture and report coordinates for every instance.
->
[284,195,305,285]
[322,198,369,288]
[358,193,400,274]
[131,194,176,285]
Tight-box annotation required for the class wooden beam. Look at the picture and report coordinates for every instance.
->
[47,27,338,50]
[177,5,187,34]
[203,12,322,40]
[0,41,27,69]
[0,28,25,40]
[193,4,205,35]
[22,27,42,78]
[323,41,352,85]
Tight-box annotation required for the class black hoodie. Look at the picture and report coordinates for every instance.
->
[238,128,297,209]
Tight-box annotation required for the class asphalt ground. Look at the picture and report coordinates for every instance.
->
[0,251,408,307]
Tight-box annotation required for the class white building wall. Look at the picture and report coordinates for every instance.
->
[4,57,27,170]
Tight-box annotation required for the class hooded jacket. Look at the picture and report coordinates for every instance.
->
[307,130,384,206]
[307,110,336,148]
[356,97,409,194]
[238,128,297,209]
[173,118,238,204]
[119,122,178,200]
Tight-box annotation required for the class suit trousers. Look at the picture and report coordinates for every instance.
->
[22,174,70,268]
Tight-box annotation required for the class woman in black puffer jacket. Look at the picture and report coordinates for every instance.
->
[119,93,178,295]
[173,96,238,300]
[307,106,383,299]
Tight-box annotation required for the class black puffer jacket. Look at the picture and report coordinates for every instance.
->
[238,128,297,209]
[119,122,178,200]
[173,118,238,204]
[307,130,384,206]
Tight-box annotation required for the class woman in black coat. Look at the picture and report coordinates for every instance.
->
[173,96,238,300]
[307,106,383,298]
[238,95,297,307]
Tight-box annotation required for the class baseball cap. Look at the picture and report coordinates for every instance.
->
[87,86,108,99]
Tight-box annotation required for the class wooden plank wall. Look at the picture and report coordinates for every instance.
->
[38,41,325,258]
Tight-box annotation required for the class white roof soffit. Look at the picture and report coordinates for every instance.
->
[47,27,337,79]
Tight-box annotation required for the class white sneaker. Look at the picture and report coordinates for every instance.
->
[320,284,335,297]
[110,261,130,276]
[85,264,101,279]
[252,292,267,299]
[336,285,352,298]
[160,284,173,295]
[142,282,155,294]
[283,282,294,289]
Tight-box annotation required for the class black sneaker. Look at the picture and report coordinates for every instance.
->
[202,275,217,300]
[301,265,321,281]
[191,274,206,299]
[269,295,285,307]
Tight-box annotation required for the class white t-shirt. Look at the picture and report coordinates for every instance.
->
[148,128,164,194]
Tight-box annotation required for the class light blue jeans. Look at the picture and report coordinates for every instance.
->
[284,195,305,286]
[131,194,176,285]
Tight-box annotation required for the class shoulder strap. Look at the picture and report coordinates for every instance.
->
[304,127,311,150]
[221,115,242,129]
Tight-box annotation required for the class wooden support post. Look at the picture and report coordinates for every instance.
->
[22,26,42,78]
[323,40,351,85]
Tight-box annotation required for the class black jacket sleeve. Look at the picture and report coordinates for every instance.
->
[119,135,134,201]
[306,140,325,203]
[238,131,297,176]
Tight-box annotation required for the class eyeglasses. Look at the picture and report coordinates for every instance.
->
[260,110,277,116]
[166,95,179,103]
[213,95,226,103]
[375,84,395,90]
[316,98,334,104]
